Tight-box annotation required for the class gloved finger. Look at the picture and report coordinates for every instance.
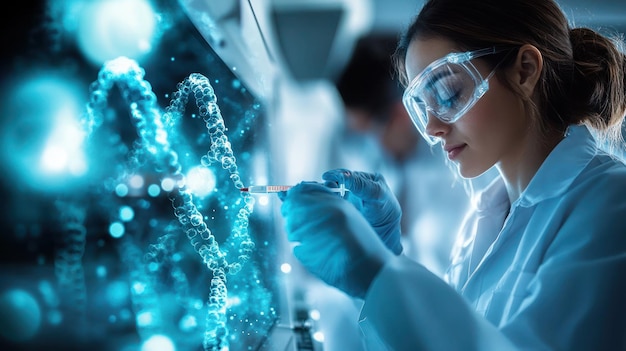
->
[323,179,339,189]
[322,168,351,185]
[349,171,387,199]
[322,169,373,196]
[328,170,387,200]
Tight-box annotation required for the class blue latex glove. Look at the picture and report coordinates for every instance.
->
[279,182,394,299]
[323,169,403,255]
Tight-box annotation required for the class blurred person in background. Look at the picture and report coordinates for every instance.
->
[329,33,477,275]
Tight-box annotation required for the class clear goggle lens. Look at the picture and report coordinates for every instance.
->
[402,48,501,145]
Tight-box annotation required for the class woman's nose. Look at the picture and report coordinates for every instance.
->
[424,112,449,141]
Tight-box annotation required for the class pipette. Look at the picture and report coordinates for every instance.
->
[240,184,349,196]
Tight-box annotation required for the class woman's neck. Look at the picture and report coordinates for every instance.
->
[497,129,564,204]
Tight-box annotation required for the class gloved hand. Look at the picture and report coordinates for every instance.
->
[323,169,403,255]
[279,182,394,299]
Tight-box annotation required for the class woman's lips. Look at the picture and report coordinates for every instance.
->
[446,144,466,160]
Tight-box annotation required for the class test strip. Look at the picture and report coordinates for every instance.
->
[241,185,293,193]
[240,185,349,194]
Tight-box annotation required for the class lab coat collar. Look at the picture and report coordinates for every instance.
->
[517,124,597,206]
[474,176,508,213]
[474,125,597,211]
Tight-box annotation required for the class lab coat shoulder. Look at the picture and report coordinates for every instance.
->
[499,153,626,350]
[359,255,516,351]
[555,152,626,243]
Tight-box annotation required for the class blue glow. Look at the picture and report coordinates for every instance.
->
[257,195,270,206]
[179,314,198,332]
[47,310,63,325]
[309,309,321,321]
[147,183,161,197]
[185,166,217,198]
[160,177,176,192]
[119,205,135,222]
[136,311,154,327]
[106,281,130,308]
[37,280,59,307]
[0,289,42,342]
[119,308,132,321]
[129,174,145,189]
[141,334,176,351]
[146,261,158,272]
[115,183,129,197]
[96,265,107,278]
[280,263,292,274]
[109,221,125,238]
[132,281,146,295]
[39,120,87,176]
[75,0,157,66]
[313,331,324,343]
[226,296,242,308]
[0,74,87,192]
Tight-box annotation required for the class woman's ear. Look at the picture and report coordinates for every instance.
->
[511,44,543,98]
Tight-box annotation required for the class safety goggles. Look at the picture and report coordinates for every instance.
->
[402,47,505,145]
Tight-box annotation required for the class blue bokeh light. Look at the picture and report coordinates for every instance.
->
[119,205,135,222]
[185,166,217,198]
[74,0,158,66]
[141,334,176,351]
[0,289,42,343]
[0,74,88,192]
[109,221,125,238]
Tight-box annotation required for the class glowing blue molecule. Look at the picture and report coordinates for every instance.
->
[52,200,88,325]
[79,56,259,351]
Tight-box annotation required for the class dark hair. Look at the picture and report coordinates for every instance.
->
[336,33,403,122]
[393,0,626,146]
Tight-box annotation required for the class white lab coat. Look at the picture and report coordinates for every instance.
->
[358,125,626,350]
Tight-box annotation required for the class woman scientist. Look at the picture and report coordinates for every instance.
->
[278,0,626,349]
